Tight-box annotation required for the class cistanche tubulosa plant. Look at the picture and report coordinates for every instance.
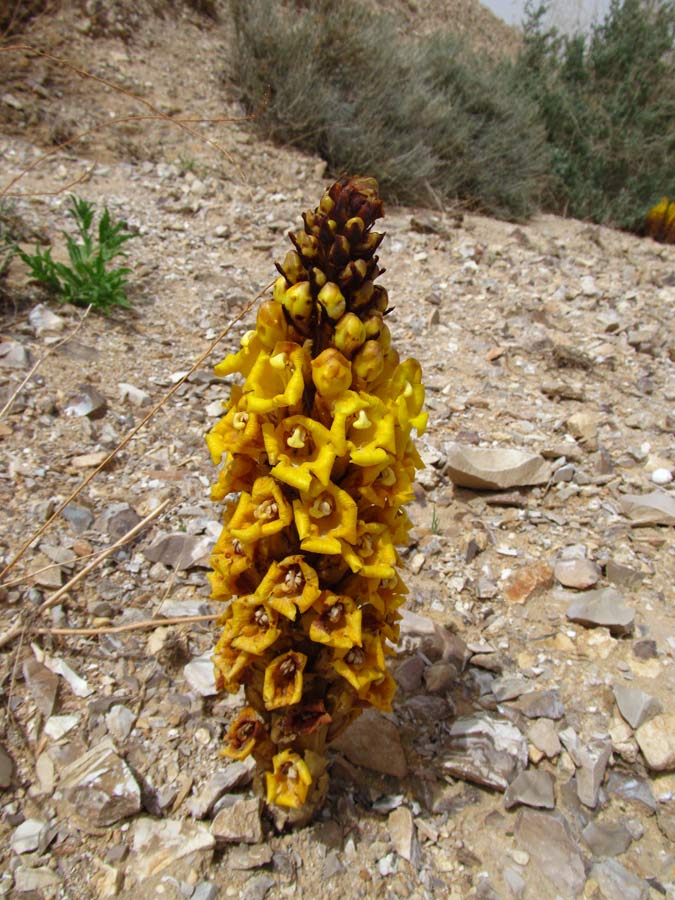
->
[205,176,426,824]
[15,194,136,312]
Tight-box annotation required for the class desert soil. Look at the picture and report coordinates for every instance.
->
[0,4,674,900]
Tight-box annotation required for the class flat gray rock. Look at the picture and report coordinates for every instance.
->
[582,820,632,857]
[189,760,255,818]
[554,558,601,589]
[620,490,675,526]
[566,587,635,635]
[589,859,649,900]
[504,770,555,810]
[512,689,565,720]
[613,684,662,730]
[211,795,264,844]
[576,739,612,808]
[59,738,141,827]
[515,810,586,898]
[388,806,420,866]
[527,719,561,758]
[444,444,551,490]
[331,709,408,777]
[441,714,528,791]
[131,817,215,880]
[144,532,212,570]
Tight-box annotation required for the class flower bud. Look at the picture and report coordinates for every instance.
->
[257,300,288,350]
[283,281,314,331]
[311,348,352,399]
[278,250,305,284]
[317,282,346,320]
[334,312,366,357]
[352,339,384,383]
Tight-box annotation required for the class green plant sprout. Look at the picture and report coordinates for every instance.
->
[16,195,136,312]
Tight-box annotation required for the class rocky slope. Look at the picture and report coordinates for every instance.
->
[0,4,674,900]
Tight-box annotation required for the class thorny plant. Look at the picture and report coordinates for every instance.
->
[14,194,137,312]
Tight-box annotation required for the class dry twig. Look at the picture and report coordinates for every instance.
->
[38,613,217,637]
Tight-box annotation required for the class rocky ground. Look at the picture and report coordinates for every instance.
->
[1,4,674,900]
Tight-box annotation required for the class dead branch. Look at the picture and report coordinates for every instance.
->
[38,613,218,637]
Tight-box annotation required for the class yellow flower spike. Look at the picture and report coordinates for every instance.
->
[244,341,309,415]
[263,651,307,710]
[262,415,336,492]
[207,176,425,816]
[307,592,362,650]
[332,632,386,692]
[311,348,352,400]
[230,597,283,656]
[293,480,358,555]
[254,555,321,618]
[228,476,293,544]
[265,750,312,808]
[317,282,346,321]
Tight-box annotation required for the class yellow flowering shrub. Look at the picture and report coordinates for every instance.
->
[208,176,426,822]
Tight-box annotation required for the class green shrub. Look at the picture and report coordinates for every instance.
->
[229,0,549,220]
[15,195,136,312]
[515,0,675,230]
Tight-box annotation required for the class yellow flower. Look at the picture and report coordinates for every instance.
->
[213,634,253,694]
[209,529,258,601]
[228,476,293,544]
[254,555,321,619]
[263,415,336,492]
[340,520,397,580]
[221,707,269,760]
[244,341,309,415]
[347,396,397,467]
[214,331,264,379]
[307,592,362,650]
[263,650,307,710]
[332,632,386,692]
[342,460,413,509]
[210,454,267,501]
[278,700,331,742]
[357,671,396,712]
[205,396,264,466]
[230,597,283,655]
[265,749,313,808]
[293,480,358,555]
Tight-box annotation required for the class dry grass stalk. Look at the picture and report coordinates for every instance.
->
[39,613,217,637]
